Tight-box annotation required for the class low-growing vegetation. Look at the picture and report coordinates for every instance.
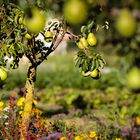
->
[0,0,140,139]
[0,53,140,139]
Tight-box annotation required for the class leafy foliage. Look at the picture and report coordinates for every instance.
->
[0,3,25,68]
[75,50,105,73]
[0,2,66,71]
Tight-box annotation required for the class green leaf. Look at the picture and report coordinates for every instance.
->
[87,20,95,32]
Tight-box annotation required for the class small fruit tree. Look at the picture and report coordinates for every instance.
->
[0,0,106,139]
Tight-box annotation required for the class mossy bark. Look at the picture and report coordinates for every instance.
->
[20,63,36,140]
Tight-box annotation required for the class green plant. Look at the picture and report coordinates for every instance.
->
[0,1,106,139]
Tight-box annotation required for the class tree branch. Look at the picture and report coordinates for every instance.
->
[36,21,66,66]
[25,39,37,65]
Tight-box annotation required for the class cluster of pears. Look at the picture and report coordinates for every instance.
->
[77,33,100,79]
[77,33,97,49]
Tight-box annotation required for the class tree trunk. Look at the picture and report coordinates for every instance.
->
[20,62,36,140]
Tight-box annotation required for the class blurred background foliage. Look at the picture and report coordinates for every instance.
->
[0,0,140,138]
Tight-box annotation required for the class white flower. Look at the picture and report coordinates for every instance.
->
[3,107,10,112]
